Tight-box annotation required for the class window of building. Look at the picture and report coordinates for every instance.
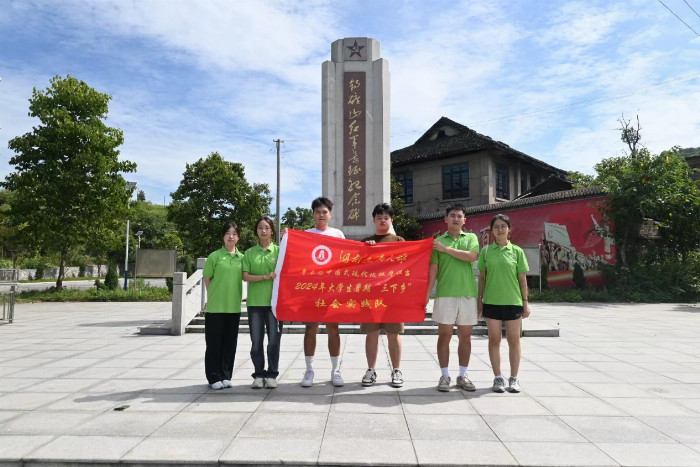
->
[442,163,469,200]
[496,165,509,199]
[520,172,528,194]
[394,171,413,204]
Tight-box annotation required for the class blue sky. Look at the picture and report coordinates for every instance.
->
[1,0,699,214]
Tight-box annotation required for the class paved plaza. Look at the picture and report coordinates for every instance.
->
[1,301,700,466]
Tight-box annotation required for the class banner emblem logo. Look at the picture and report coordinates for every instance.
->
[311,245,332,265]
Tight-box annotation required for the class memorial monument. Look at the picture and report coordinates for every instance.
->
[322,37,390,239]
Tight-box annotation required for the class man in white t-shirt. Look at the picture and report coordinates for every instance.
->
[301,197,345,387]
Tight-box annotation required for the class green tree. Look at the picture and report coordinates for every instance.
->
[2,75,136,288]
[168,152,271,257]
[136,190,146,202]
[282,207,315,230]
[0,189,33,267]
[391,175,421,240]
[567,171,597,189]
[595,147,700,267]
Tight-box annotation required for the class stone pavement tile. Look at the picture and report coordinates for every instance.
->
[0,392,70,410]
[584,361,645,373]
[4,366,73,379]
[505,441,617,466]
[24,435,143,463]
[560,352,618,363]
[334,381,399,395]
[0,412,22,424]
[574,382,655,398]
[257,393,332,413]
[690,444,700,454]
[470,395,551,416]
[1,358,54,368]
[596,442,700,466]
[634,383,700,399]
[0,435,54,460]
[270,381,335,395]
[661,372,700,383]
[48,358,102,368]
[22,378,101,393]
[0,378,41,392]
[406,414,496,441]
[526,352,576,362]
[674,398,700,415]
[114,367,182,379]
[142,379,208,394]
[68,410,176,436]
[611,371,680,384]
[140,358,199,369]
[151,412,249,438]
[521,381,592,397]
[42,391,138,412]
[517,369,565,383]
[397,359,441,370]
[640,416,700,443]
[561,415,675,443]
[331,393,402,414]
[604,397,694,417]
[186,392,267,413]
[170,368,206,380]
[119,392,199,412]
[555,371,619,383]
[91,358,152,368]
[0,367,21,378]
[122,436,229,463]
[400,394,476,415]
[413,440,517,465]
[530,361,594,372]
[0,411,96,435]
[324,413,410,440]
[236,412,326,439]
[85,378,162,393]
[319,438,416,465]
[221,438,321,465]
[535,397,625,416]
[484,415,587,442]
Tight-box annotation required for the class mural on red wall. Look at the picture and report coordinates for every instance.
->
[419,196,616,288]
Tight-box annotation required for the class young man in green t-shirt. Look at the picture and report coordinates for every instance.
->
[426,204,479,392]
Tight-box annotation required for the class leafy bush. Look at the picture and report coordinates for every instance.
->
[78,263,86,277]
[165,277,173,293]
[34,261,46,280]
[104,265,119,290]
[16,287,172,303]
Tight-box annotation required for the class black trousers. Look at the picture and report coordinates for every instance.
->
[204,312,241,384]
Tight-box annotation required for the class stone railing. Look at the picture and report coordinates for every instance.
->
[171,258,206,336]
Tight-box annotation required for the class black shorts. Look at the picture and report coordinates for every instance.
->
[482,304,523,321]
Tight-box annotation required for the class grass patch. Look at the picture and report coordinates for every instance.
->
[16,287,171,303]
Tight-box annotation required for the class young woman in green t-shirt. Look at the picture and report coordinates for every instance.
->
[242,217,281,389]
[202,222,244,390]
[477,214,530,393]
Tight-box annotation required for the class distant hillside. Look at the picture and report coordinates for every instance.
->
[678,147,700,159]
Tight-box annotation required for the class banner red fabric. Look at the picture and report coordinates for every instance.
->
[272,229,432,323]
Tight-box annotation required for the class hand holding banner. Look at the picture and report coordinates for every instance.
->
[272,229,432,323]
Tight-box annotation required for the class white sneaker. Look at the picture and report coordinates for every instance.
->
[222,379,232,388]
[331,370,345,387]
[361,368,377,387]
[301,370,314,387]
[251,377,264,389]
[264,377,278,389]
[210,381,224,390]
[492,376,507,393]
[507,376,521,393]
[391,369,404,388]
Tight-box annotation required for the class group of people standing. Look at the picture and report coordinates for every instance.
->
[202,197,530,394]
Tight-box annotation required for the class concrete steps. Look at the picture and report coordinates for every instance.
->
[184,308,559,337]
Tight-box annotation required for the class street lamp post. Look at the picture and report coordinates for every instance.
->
[135,231,143,282]
[124,182,137,290]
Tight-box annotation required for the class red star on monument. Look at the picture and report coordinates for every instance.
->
[347,40,365,58]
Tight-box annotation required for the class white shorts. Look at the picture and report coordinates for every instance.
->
[432,297,478,326]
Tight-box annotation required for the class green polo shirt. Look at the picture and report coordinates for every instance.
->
[242,243,279,306]
[430,231,479,297]
[203,247,244,313]
[477,242,529,306]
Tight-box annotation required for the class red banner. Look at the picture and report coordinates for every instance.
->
[271,229,432,323]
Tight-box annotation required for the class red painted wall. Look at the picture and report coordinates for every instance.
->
[420,196,615,288]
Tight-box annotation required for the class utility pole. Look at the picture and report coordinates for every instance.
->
[273,139,283,245]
